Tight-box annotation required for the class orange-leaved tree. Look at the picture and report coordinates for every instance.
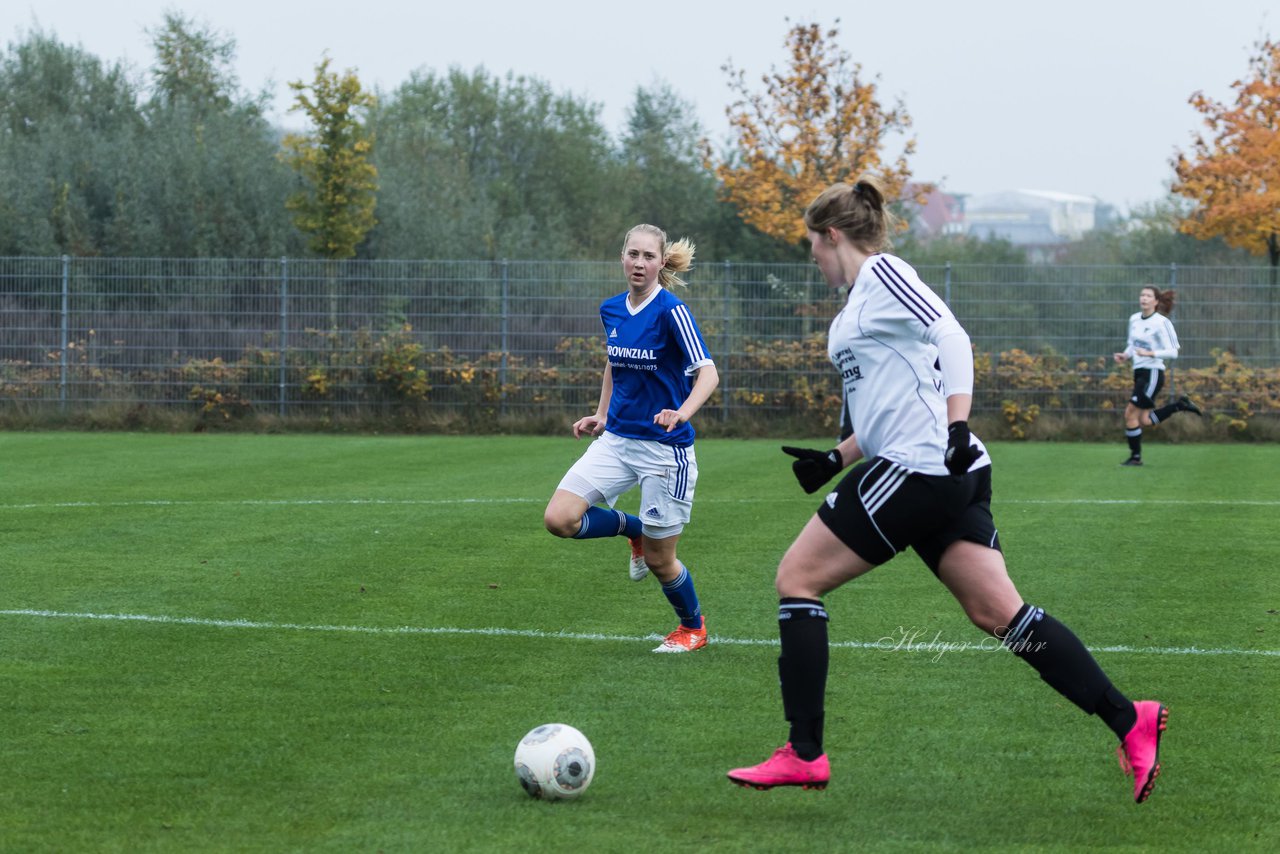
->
[1172,38,1280,274]
[706,20,925,245]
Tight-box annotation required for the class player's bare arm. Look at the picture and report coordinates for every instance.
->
[654,363,719,432]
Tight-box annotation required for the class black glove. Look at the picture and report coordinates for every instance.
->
[781,446,843,494]
[944,421,984,476]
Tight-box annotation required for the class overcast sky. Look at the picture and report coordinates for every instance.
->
[4,0,1274,211]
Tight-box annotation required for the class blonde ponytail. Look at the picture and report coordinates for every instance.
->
[660,237,695,289]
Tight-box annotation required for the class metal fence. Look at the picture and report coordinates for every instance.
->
[1,256,1276,425]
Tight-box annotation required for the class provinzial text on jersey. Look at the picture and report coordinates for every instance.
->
[607,345,657,360]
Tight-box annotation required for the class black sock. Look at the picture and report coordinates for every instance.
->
[1125,428,1142,458]
[1152,402,1179,422]
[1003,604,1135,739]
[778,598,829,760]
[1096,686,1138,740]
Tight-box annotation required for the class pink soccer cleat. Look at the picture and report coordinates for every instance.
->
[1116,701,1168,803]
[727,743,830,790]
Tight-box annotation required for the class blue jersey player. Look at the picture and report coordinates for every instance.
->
[543,224,719,653]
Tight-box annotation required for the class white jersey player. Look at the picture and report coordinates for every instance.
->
[728,178,1168,807]
[826,252,989,476]
[542,224,719,653]
[1111,285,1201,465]
[1122,305,1179,371]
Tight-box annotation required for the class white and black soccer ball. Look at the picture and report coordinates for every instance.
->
[513,723,595,800]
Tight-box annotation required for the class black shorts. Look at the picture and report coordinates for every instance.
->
[815,457,1001,574]
[1129,368,1165,410]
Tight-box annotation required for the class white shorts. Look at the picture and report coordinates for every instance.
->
[556,431,697,539]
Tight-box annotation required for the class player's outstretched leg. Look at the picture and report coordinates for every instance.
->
[1152,396,1202,424]
[1002,604,1168,804]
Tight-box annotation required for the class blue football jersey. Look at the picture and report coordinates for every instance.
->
[599,287,713,447]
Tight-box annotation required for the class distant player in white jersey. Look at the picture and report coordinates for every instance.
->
[1113,285,1201,466]
[727,179,1167,804]
[543,224,719,653]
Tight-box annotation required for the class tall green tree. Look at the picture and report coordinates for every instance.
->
[618,82,714,226]
[147,12,239,113]
[369,67,617,260]
[0,22,297,258]
[122,13,296,257]
[0,29,142,255]
[366,71,501,261]
[281,57,378,259]
[0,27,140,137]
[118,104,299,257]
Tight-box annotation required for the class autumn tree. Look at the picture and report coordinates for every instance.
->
[281,57,378,259]
[707,20,924,245]
[1172,38,1280,275]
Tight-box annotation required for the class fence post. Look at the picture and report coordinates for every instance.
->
[721,259,731,422]
[59,254,70,411]
[1167,262,1178,401]
[279,257,288,417]
[944,261,953,306]
[500,259,510,418]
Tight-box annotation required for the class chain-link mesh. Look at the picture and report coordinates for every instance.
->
[1,256,1275,423]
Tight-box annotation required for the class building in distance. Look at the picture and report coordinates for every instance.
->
[907,187,1118,255]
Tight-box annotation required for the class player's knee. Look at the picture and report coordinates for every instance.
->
[966,607,1004,635]
[963,599,1023,636]
[647,555,680,582]
[774,561,817,599]
[774,560,792,596]
[543,511,579,539]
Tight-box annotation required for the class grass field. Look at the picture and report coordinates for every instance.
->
[2,432,1277,852]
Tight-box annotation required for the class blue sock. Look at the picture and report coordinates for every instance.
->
[572,506,642,540]
[661,564,702,628]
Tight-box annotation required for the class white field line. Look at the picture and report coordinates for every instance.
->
[0,498,545,510]
[2,497,1280,510]
[2,608,1277,658]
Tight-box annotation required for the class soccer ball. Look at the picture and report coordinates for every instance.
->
[513,723,595,800]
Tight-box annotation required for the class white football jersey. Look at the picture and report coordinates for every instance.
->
[1124,311,1179,370]
[829,254,988,476]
